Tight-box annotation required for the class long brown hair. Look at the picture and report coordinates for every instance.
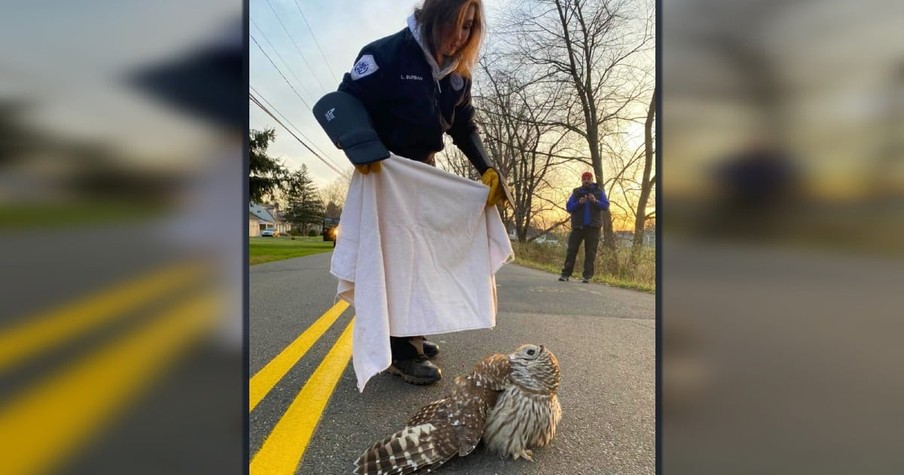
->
[414,0,485,78]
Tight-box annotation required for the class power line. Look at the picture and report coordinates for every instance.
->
[250,92,344,177]
[250,17,318,105]
[250,84,343,171]
[250,92,346,177]
[250,34,312,110]
[251,85,334,163]
[264,0,330,92]
[292,0,342,83]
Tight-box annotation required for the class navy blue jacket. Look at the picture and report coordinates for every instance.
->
[338,26,479,167]
[566,184,609,228]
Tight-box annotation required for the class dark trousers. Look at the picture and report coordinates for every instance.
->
[390,336,420,360]
[561,226,601,280]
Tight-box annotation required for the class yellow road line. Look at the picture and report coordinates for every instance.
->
[0,290,220,475]
[249,300,349,411]
[250,318,355,475]
[0,262,208,373]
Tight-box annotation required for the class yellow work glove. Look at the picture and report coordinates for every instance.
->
[355,162,382,175]
[481,168,506,207]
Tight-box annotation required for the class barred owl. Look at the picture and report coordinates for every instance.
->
[482,344,561,461]
[353,347,516,474]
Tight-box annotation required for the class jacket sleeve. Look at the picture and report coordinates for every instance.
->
[566,191,580,213]
[448,77,480,139]
[448,78,492,174]
[337,46,386,115]
[594,189,610,211]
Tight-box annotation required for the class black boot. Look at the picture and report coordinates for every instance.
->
[408,336,440,359]
[421,339,440,358]
[387,356,442,385]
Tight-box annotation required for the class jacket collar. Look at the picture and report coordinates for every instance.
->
[407,14,459,82]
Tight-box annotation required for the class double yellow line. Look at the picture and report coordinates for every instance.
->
[0,262,219,475]
[1,261,357,475]
[249,301,355,475]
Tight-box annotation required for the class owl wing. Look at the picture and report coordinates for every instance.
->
[412,377,499,458]
[471,353,512,391]
[407,397,449,426]
[451,383,499,457]
[354,353,517,474]
[355,397,460,475]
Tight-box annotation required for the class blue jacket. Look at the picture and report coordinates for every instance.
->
[338,19,478,166]
[566,184,609,228]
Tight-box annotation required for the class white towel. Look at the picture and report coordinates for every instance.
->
[330,155,514,392]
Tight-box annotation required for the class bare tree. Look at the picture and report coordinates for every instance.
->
[631,85,656,263]
[436,138,475,179]
[319,169,353,214]
[474,52,573,242]
[499,0,654,272]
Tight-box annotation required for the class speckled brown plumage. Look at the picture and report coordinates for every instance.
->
[482,344,561,461]
[353,348,537,474]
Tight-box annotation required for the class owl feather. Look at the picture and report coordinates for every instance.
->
[353,352,512,474]
[482,345,561,461]
[353,345,560,474]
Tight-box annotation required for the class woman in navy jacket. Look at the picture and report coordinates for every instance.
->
[314,0,507,386]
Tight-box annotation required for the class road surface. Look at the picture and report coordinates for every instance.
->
[250,251,655,474]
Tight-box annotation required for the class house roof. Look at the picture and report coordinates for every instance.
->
[249,202,275,223]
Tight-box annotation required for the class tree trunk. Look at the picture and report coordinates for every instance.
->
[631,86,656,266]
[592,141,618,274]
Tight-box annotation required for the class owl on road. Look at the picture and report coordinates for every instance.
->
[353,344,561,474]
[482,344,561,461]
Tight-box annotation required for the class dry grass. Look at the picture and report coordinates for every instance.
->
[510,240,655,293]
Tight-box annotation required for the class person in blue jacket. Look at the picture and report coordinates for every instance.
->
[559,171,610,283]
[313,0,510,386]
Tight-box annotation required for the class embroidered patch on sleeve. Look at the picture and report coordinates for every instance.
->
[450,73,464,91]
[350,54,379,80]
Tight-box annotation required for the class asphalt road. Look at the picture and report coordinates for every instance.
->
[250,252,655,475]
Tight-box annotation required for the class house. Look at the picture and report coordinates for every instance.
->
[249,202,290,237]
[262,203,291,235]
[249,202,274,237]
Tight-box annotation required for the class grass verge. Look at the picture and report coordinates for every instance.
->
[510,241,655,293]
[249,236,334,265]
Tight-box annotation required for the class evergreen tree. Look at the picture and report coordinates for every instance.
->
[249,128,287,203]
[284,165,324,233]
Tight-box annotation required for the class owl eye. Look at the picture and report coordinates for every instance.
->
[526,349,536,356]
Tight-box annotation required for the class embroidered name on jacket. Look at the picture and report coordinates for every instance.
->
[400,74,424,81]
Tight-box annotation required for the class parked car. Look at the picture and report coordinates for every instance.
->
[261,229,276,237]
[322,217,339,247]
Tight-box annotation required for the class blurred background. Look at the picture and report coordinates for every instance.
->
[0,1,244,474]
[663,0,904,473]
